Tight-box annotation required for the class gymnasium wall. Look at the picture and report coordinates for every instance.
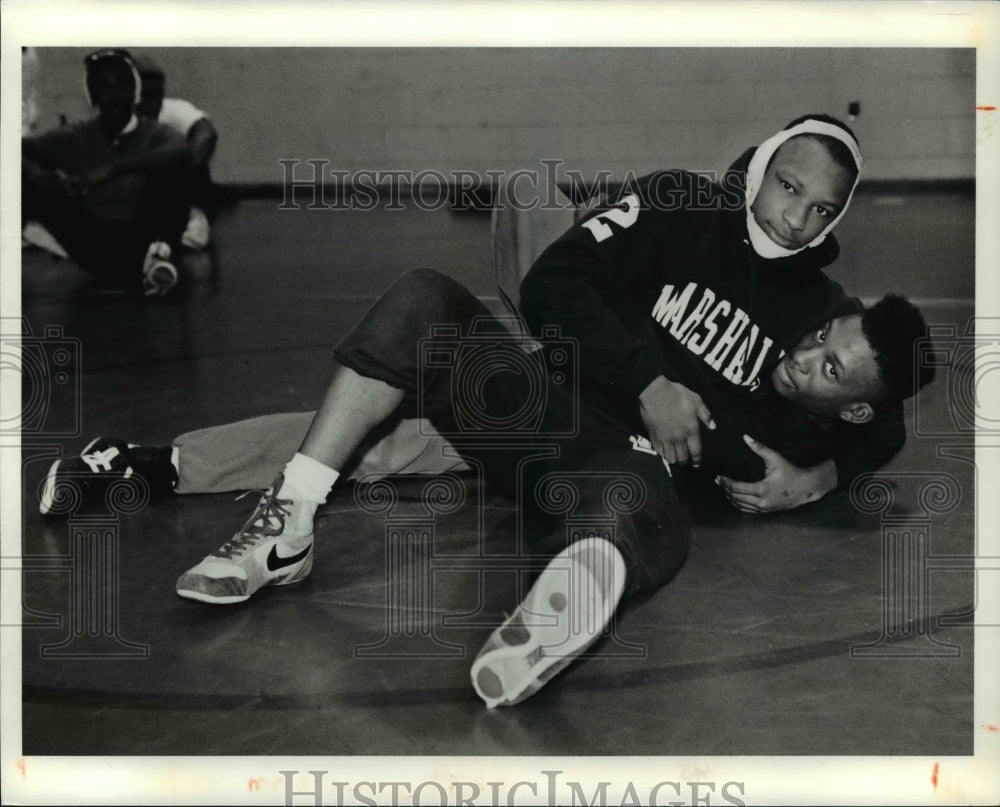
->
[29,47,976,186]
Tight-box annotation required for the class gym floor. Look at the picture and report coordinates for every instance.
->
[16,188,978,759]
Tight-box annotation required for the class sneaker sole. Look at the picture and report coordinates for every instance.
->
[471,537,626,707]
[176,571,311,605]
[143,262,178,297]
[175,589,252,605]
[39,436,103,516]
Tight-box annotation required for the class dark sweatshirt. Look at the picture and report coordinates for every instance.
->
[520,162,905,486]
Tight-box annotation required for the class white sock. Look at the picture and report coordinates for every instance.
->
[280,452,340,505]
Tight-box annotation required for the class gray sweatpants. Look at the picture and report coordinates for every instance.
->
[171,175,582,494]
[172,412,468,493]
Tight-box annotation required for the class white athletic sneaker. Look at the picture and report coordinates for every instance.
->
[470,537,626,707]
[176,475,314,604]
[142,241,178,297]
[180,207,210,250]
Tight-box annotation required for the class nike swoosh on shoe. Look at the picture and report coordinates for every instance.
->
[266,544,311,571]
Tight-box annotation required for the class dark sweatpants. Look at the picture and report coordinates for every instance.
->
[333,267,691,599]
[22,170,190,289]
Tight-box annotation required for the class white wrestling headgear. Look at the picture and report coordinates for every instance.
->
[745,118,864,259]
[83,48,142,106]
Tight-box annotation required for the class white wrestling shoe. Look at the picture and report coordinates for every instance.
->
[175,474,314,604]
[470,537,626,707]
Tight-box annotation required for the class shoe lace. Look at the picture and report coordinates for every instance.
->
[213,488,293,560]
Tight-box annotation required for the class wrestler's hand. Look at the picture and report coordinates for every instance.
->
[639,375,716,467]
[715,434,837,513]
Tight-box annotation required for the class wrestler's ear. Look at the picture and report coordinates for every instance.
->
[839,402,874,425]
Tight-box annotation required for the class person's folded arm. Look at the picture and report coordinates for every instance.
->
[92,128,191,183]
[186,118,218,167]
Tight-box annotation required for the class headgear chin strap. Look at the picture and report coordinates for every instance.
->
[745,119,864,260]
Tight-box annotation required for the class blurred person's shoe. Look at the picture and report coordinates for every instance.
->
[142,241,178,297]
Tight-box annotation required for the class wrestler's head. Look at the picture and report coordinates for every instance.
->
[746,114,863,259]
[772,294,935,423]
[84,48,140,134]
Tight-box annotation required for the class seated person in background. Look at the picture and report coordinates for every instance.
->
[135,55,219,250]
[21,49,191,297]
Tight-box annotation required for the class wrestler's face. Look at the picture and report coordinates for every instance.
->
[751,136,854,250]
[89,59,136,132]
[771,314,882,424]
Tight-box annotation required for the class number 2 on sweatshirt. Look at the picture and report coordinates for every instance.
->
[580,194,641,242]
